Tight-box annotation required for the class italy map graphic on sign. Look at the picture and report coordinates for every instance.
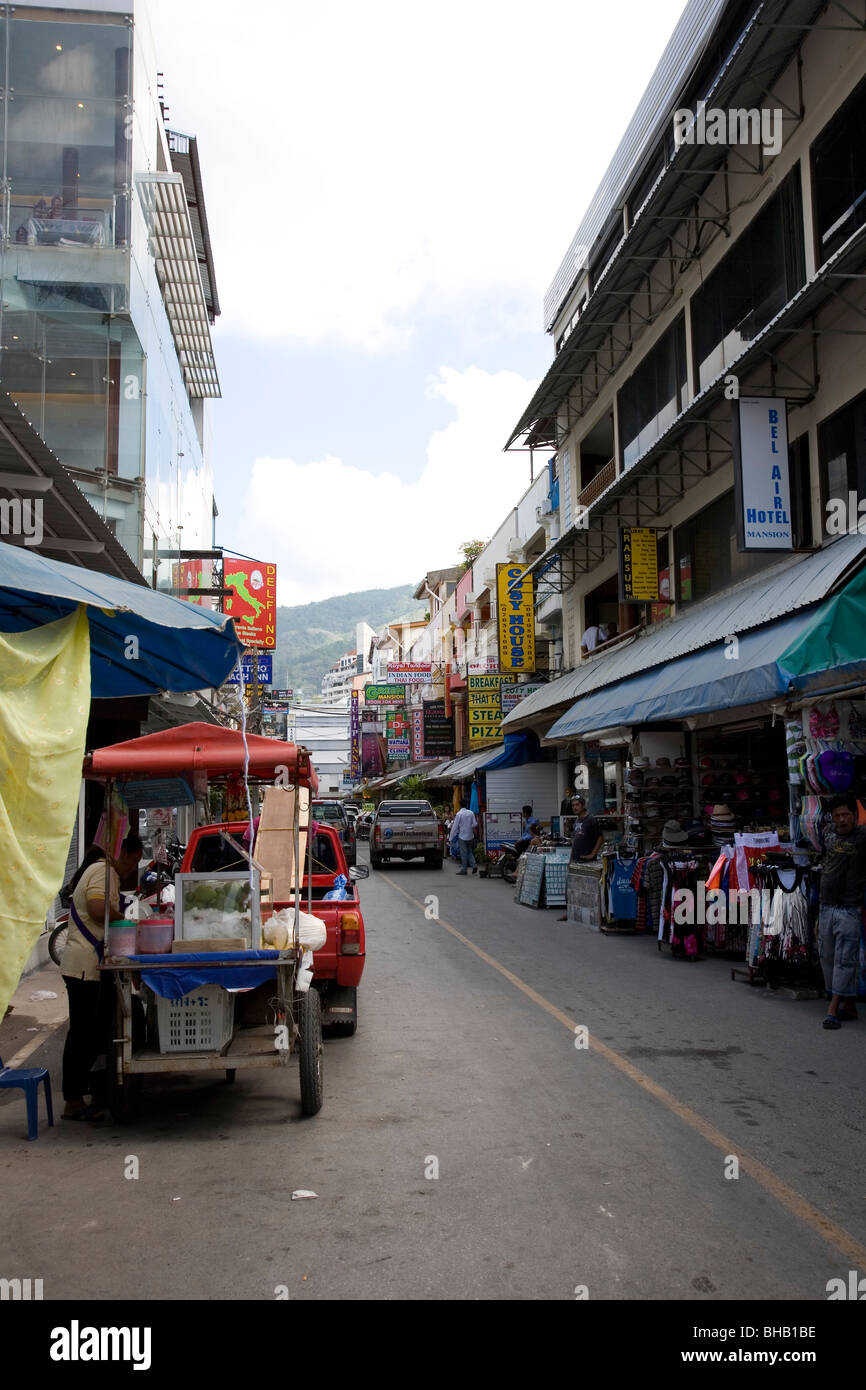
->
[223,559,277,649]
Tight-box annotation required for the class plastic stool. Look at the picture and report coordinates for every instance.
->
[0,1055,54,1140]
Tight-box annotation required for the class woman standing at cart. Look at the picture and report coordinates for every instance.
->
[60,833,143,1120]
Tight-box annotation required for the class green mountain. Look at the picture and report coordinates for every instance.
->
[271,584,425,695]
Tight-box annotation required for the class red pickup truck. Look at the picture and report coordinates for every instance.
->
[180,821,366,1036]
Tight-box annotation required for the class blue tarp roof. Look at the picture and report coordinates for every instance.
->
[482,731,554,771]
[0,542,243,698]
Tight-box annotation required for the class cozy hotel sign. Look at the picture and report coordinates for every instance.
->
[496,563,535,673]
[733,397,793,551]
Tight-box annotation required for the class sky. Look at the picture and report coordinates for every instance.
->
[155,0,688,605]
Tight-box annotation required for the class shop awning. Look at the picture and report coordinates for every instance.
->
[84,722,317,789]
[546,565,866,740]
[481,731,553,771]
[503,532,866,734]
[0,542,243,698]
[426,746,501,782]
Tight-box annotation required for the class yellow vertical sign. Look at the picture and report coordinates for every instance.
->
[468,674,504,743]
[497,563,535,673]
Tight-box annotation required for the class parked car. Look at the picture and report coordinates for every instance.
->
[369,800,444,869]
[312,799,357,867]
[355,811,373,841]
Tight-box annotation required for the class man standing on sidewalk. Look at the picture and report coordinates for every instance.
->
[450,800,478,875]
[569,795,603,864]
[819,795,866,1029]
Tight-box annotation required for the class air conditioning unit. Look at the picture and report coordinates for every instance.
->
[536,498,554,520]
[482,569,495,588]
[506,537,525,561]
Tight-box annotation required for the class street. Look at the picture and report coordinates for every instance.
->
[1,844,863,1303]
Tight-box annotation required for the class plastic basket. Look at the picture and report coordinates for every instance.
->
[156,985,235,1054]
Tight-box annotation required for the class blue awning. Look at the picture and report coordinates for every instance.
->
[546,609,808,739]
[0,542,243,698]
[481,731,553,771]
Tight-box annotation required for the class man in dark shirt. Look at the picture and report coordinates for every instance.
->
[819,796,866,1028]
[569,795,603,863]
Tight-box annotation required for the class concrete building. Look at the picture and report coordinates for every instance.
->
[500,0,866,829]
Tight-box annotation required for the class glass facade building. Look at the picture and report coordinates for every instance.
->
[0,1,219,582]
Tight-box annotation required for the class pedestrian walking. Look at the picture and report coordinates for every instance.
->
[818,795,866,1029]
[450,800,478,875]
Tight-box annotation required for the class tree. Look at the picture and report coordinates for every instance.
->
[392,774,428,799]
[459,539,486,570]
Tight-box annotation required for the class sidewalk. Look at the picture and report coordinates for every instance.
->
[1,957,68,1069]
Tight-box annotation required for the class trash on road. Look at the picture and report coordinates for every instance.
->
[291,1190,318,1201]
[29,990,58,1001]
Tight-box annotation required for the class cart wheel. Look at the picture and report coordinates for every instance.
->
[225,1069,236,1084]
[298,988,323,1116]
[48,921,69,968]
[108,1068,141,1124]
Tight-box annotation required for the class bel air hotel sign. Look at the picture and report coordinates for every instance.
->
[733,397,793,551]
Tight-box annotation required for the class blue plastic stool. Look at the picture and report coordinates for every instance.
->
[0,1055,54,1140]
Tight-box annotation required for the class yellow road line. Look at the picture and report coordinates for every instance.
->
[384,873,866,1270]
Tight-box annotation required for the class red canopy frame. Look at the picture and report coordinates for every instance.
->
[84,721,318,791]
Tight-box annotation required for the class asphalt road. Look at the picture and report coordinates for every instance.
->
[1,845,864,1302]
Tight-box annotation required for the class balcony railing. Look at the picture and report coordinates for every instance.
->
[576,457,616,512]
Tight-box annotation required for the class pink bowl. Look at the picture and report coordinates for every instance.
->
[136,917,175,954]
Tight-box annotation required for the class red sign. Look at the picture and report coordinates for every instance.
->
[223,560,277,649]
[172,559,214,609]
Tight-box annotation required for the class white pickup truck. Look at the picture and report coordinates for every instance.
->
[369,800,445,870]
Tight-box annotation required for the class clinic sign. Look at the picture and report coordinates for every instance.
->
[468,673,504,743]
[733,397,793,550]
[497,563,535,673]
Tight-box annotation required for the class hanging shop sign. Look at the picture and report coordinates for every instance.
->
[501,682,545,715]
[411,707,424,761]
[618,528,659,602]
[733,396,793,551]
[386,707,410,761]
[468,673,504,744]
[364,683,406,704]
[223,559,277,648]
[423,700,454,756]
[386,662,434,684]
[172,558,215,608]
[350,691,361,779]
[496,564,535,673]
[226,653,272,685]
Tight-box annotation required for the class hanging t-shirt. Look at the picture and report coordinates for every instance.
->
[610,854,637,921]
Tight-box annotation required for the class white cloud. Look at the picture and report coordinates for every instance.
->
[154,0,688,352]
[230,365,538,605]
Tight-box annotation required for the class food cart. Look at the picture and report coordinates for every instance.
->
[83,724,323,1122]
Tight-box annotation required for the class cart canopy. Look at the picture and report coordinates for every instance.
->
[84,721,318,790]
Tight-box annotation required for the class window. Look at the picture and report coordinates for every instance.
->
[618,315,688,469]
[818,390,866,523]
[691,171,805,389]
[675,490,783,603]
[811,75,866,263]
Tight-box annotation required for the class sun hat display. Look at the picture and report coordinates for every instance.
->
[655,757,672,768]
[662,819,688,845]
[675,756,690,767]
[632,755,650,768]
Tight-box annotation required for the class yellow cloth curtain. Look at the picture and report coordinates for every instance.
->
[0,606,91,1020]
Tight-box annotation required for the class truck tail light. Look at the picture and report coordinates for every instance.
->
[438,823,445,844]
[373,825,381,844]
[340,910,362,955]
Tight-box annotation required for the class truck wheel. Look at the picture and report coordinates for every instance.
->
[298,988,323,1116]
[425,854,443,869]
[370,854,383,869]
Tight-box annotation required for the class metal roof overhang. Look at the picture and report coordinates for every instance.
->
[524,222,866,595]
[503,530,866,738]
[425,746,502,782]
[0,392,146,585]
[507,0,827,453]
[136,173,221,400]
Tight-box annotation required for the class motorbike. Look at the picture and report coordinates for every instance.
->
[483,842,521,884]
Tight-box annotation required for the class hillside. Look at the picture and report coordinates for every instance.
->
[271,583,425,696]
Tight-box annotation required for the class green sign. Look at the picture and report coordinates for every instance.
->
[364,684,406,704]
